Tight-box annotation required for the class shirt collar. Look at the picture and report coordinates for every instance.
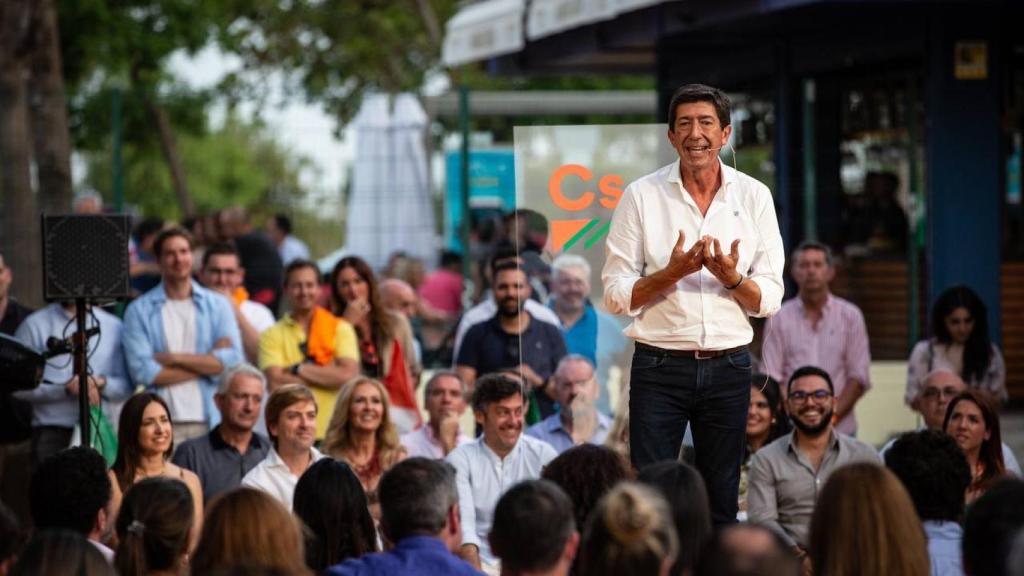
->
[210,425,267,451]
[479,434,521,465]
[422,423,464,445]
[151,279,207,305]
[665,158,737,203]
[786,429,839,455]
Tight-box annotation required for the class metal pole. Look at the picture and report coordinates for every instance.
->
[459,85,472,283]
[802,79,817,240]
[74,300,90,447]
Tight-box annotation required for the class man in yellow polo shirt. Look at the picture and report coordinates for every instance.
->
[260,259,360,439]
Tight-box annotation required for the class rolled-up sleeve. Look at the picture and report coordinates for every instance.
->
[122,300,163,388]
[602,185,646,317]
[845,308,872,390]
[446,448,479,549]
[101,320,133,401]
[746,188,785,318]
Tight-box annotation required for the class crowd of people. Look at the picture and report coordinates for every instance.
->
[0,181,1021,575]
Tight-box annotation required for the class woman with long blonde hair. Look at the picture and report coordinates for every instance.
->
[810,463,929,576]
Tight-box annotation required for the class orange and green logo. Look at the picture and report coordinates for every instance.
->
[548,164,623,253]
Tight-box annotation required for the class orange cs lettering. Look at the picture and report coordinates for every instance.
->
[549,164,594,211]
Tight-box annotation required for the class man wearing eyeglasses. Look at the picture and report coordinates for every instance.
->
[200,243,276,364]
[747,365,878,561]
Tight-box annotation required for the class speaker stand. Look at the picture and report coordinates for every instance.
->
[73,298,91,448]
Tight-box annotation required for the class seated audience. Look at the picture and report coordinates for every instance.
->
[10,530,114,576]
[114,477,193,576]
[884,429,971,575]
[809,463,929,576]
[401,371,471,459]
[526,355,611,454]
[577,483,678,576]
[490,480,578,576]
[30,447,116,562]
[748,366,878,551]
[943,389,1006,503]
[541,445,632,545]
[327,458,480,576]
[109,393,203,547]
[447,374,558,573]
[696,523,799,576]
[242,384,324,509]
[322,377,407,510]
[962,478,1024,576]
[173,364,271,502]
[740,375,790,514]
[293,459,377,573]
[191,487,310,575]
[637,461,712,576]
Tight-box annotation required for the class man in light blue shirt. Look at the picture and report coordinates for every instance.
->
[447,373,557,574]
[122,227,243,445]
[884,429,971,576]
[14,302,132,464]
[526,355,611,454]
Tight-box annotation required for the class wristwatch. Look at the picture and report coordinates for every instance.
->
[289,364,301,376]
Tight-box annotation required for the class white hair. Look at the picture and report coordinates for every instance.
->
[217,363,267,395]
[551,253,591,281]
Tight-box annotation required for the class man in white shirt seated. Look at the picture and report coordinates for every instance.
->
[526,355,611,454]
[242,383,324,509]
[446,373,558,574]
[401,371,471,459]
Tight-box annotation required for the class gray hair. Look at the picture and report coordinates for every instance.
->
[378,458,459,541]
[555,354,595,378]
[216,363,267,395]
[551,253,592,282]
[424,370,465,397]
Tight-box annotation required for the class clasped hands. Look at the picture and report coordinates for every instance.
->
[666,230,743,288]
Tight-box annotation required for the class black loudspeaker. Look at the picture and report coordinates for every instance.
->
[42,214,131,301]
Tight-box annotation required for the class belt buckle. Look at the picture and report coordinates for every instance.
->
[694,349,715,360]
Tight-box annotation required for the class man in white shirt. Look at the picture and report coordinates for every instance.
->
[401,371,471,459]
[447,373,557,574]
[200,243,276,364]
[266,213,311,266]
[602,83,785,525]
[241,383,324,510]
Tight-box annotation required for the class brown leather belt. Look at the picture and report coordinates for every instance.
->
[635,342,746,360]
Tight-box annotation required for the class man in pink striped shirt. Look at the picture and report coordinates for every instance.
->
[761,241,871,435]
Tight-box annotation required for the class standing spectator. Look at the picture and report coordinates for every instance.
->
[740,375,791,514]
[761,241,871,435]
[419,251,464,315]
[809,463,929,576]
[0,252,32,334]
[962,479,1024,576]
[114,477,193,576]
[547,254,627,416]
[637,462,712,576]
[489,480,578,576]
[200,243,276,364]
[401,372,471,459]
[331,256,421,432]
[260,260,360,440]
[13,302,130,464]
[293,459,378,573]
[456,262,567,419]
[10,531,114,576]
[379,278,426,376]
[447,374,558,572]
[747,366,878,552]
[327,458,480,576]
[577,483,678,576]
[322,377,407,510]
[242,384,324,509]
[128,217,164,296]
[526,356,611,454]
[191,487,311,575]
[122,227,244,442]
[907,285,1007,405]
[172,364,271,502]
[943,390,1006,503]
[30,447,117,562]
[218,207,284,308]
[885,430,972,576]
[108,393,204,548]
[266,213,311,267]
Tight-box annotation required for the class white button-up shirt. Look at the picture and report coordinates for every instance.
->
[241,446,325,510]
[602,159,785,350]
[401,423,472,459]
[446,434,557,568]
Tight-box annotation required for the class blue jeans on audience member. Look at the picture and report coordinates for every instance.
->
[629,345,752,526]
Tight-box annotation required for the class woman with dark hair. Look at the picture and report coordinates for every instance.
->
[108,393,203,549]
[114,477,193,576]
[636,462,712,576]
[293,458,378,572]
[944,390,1007,503]
[330,256,421,432]
[907,285,1006,406]
[739,374,790,514]
[10,530,114,576]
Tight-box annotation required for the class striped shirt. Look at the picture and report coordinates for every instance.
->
[761,294,871,435]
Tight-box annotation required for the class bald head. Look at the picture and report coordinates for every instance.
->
[380,278,417,319]
[917,369,966,430]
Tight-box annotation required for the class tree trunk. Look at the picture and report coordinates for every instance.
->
[27,0,72,215]
[144,96,195,218]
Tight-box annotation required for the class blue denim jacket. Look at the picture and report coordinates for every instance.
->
[122,280,243,427]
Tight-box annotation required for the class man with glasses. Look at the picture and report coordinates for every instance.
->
[747,365,878,560]
[200,243,276,364]
[526,355,610,454]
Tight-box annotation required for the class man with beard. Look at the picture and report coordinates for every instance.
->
[456,262,567,419]
[747,366,877,558]
[526,355,610,454]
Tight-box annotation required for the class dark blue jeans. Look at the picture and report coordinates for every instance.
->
[629,345,752,526]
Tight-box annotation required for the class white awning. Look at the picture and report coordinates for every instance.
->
[527,0,616,40]
[442,0,525,67]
